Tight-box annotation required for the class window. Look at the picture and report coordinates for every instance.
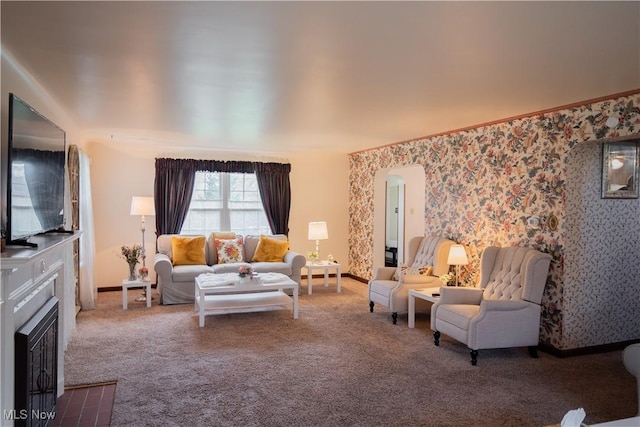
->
[180,172,271,236]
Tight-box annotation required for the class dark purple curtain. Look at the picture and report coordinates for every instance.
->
[154,158,198,235]
[154,158,291,236]
[254,162,291,235]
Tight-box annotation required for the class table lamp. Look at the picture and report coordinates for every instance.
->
[130,196,155,302]
[130,196,155,267]
[447,244,469,286]
[308,221,328,262]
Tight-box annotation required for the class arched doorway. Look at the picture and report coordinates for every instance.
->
[373,165,425,269]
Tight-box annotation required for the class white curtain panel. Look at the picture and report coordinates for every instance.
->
[62,245,76,349]
[79,151,96,310]
[62,162,76,348]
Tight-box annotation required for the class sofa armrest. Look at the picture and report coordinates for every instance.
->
[400,274,437,284]
[372,266,396,281]
[284,250,306,273]
[154,253,174,282]
[438,287,484,305]
[479,299,531,312]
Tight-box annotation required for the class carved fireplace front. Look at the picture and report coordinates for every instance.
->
[14,297,59,427]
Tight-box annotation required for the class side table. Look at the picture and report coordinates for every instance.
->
[122,278,152,309]
[306,261,341,295]
[408,287,441,328]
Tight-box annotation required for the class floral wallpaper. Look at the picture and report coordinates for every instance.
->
[349,92,640,350]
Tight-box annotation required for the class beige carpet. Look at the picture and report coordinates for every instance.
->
[64,278,636,427]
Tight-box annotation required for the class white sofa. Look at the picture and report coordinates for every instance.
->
[154,233,306,304]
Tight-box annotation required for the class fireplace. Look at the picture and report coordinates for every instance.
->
[14,297,59,427]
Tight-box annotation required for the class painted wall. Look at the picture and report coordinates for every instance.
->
[1,51,83,226]
[348,92,640,350]
[86,140,350,288]
[2,50,350,292]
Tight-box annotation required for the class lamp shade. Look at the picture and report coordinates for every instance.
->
[308,221,328,240]
[447,244,468,265]
[130,196,155,216]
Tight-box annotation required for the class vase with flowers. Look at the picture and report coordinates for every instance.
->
[121,244,144,281]
[238,265,254,283]
[139,266,149,281]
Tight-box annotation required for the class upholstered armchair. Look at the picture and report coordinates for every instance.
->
[369,235,454,324]
[623,343,640,415]
[431,246,552,365]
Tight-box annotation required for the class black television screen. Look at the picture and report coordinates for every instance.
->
[7,93,66,245]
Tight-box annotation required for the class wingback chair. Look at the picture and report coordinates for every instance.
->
[369,236,454,324]
[431,246,552,365]
[623,343,640,415]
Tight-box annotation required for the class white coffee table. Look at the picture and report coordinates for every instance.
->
[408,287,441,328]
[195,273,299,327]
[122,278,152,309]
[306,261,341,295]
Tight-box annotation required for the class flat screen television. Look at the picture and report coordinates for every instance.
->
[6,93,66,247]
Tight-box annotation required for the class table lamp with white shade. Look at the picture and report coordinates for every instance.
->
[308,221,328,263]
[130,196,155,301]
[130,196,155,267]
[447,244,469,286]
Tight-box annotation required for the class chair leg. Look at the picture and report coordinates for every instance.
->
[433,331,440,346]
[369,301,374,312]
[528,346,539,358]
[470,350,479,366]
[392,312,398,324]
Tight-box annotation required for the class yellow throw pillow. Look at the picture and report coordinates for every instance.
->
[251,235,290,262]
[171,236,206,266]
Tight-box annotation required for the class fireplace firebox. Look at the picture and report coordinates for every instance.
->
[14,297,59,427]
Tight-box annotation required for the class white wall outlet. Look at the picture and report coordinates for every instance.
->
[527,216,541,229]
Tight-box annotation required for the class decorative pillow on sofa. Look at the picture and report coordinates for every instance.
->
[251,234,290,262]
[209,232,237,264]
[215,237,244,264]
[171,236,206,266]
[393,265,433,281]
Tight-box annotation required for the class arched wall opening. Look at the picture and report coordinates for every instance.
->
[373,165,425,269]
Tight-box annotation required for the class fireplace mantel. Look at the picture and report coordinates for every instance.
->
[1,232,79,426]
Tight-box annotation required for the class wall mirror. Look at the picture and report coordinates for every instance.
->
[602,140,639,199]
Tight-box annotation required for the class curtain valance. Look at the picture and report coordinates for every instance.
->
[155,158,290,175]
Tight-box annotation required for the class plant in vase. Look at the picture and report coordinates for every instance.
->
[439,273,453,287]
[121,244,144,281]
[238,265,254,282]
[138,266,149,281]
[308,251,319,264]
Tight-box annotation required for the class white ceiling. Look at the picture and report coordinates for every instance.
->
[2,1,639,154]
